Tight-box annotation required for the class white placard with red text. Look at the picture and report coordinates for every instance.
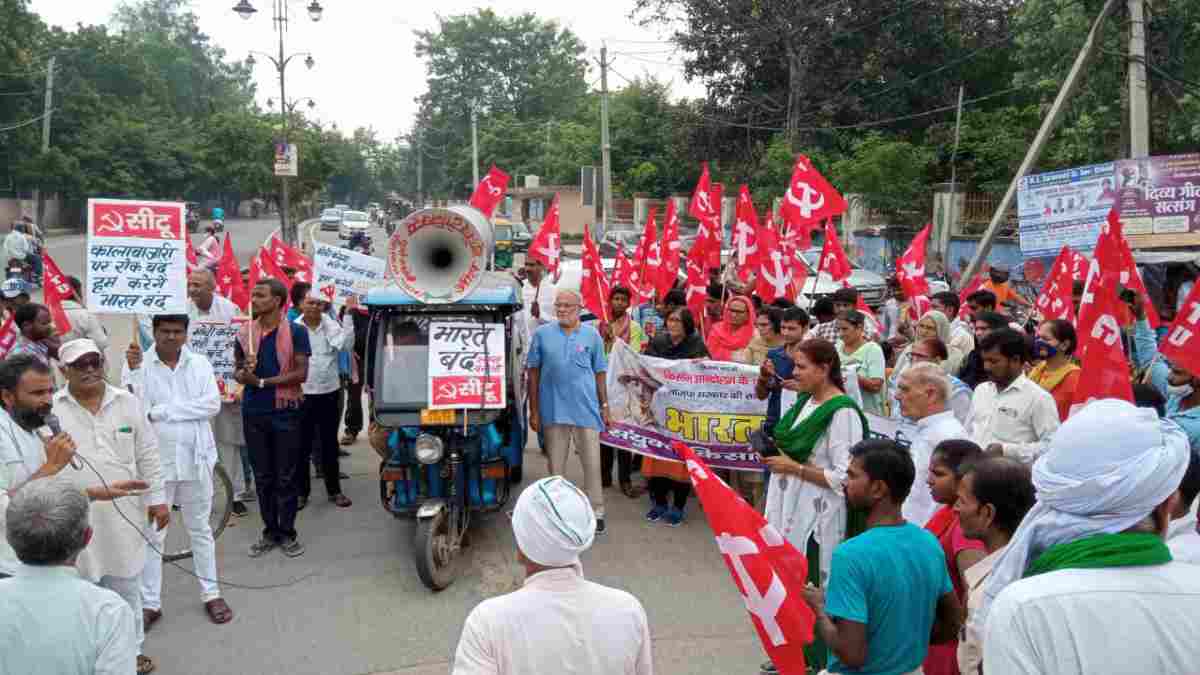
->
[426,321,505,410]
[86,198,188,314]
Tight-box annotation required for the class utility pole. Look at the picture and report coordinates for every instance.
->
[416,129,423,208]
[34,55,55,228]
[960,0,1120,287]
[940,85,965,259]
[470,101,479,188]
[599,43,614,240]
[1127,0,1150,158]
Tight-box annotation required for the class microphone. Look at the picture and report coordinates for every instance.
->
[42,413,82,470]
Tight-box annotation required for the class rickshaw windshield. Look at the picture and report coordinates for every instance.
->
[375,314,483,410]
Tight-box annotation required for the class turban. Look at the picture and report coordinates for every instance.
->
[975,399,1190,628]
[511,476,596,567]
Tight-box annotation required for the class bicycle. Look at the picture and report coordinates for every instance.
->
[162,463,235,563]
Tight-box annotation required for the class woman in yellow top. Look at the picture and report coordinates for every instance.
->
[1028,319,1080,421]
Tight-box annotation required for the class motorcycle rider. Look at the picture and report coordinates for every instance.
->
[347,230,371,255]
[212,205,225,228]
[4,223,41,284]
[197,225,221,268]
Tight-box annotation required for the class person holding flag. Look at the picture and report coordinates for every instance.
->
[594,285,644,499]
[1130,293,1200,447]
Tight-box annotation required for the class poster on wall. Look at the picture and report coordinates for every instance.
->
[1113,153,1200,236]
[1017,162,1117,260]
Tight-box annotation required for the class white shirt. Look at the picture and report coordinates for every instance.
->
[4,230,30,261]
[52,385,163,581]
[967,374,1060,462]
[958,545,1004,675]
[60,300,110,351]
[903,409,968,526]
[0,564,136,675]
[293,313,353,395]
[120,347,221,483]
[0,408,47,575]
[1167,507,1200,564]
[188,293,241,323]
[983,562,1200,674]
[453,566,653,675]
[522,276,556,336]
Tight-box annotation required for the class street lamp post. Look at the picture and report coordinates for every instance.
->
[235,0,324,247]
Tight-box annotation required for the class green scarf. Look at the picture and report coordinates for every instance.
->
[772,394,870,464]
[1025,532,1173,578]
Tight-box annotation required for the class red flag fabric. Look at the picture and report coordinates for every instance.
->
[780,155,848,232]
[216,234,249,311]
[755,219,793,304]
[707,182,724,269]
[1078,210,1132,353]
[1159,279,1200,379]
[580,225,610,322]
[733,186,760,282]
[0,313,17,359]
[630,209,655,304]
[817,219,852,282]
[528,193,562,275]
[1113,230,1160,328]
[1070,256,1134,413]
[468,165,511,218]
[185,236,200,273]
[612,243,638,292]
[684,256,708,322]
[656,200,683,298]
[1036,246,1079,323]
[673,442,815,673]
[250,247,292,293]
[958,274,984,321]
[688,164,722,268]
[895,224,932,298]
[1068,249,1089,282]
[41,251,74,335]
[904,295,933,323]
[267,236,313,283]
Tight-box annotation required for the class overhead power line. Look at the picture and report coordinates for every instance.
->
[0,108,57,134]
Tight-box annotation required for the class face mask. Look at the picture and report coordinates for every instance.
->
[1033,339,1058,361]
[1166,383,1194,399]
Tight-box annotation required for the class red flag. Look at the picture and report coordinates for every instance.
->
[684,256,708,322]
[905,295,933,323]
[631,208,658,303]
[0,313,17,359]
[216,234,249,311]
[580,225,610,322]
[817,219,852,282]
[673,442,815,673]
[688,163,721,268]
[40,251,74,335]
[612,243,638,292]
[707,182,724,269]
[958,274,984,321]
[1070,257,1134,413]
[267,236,313,283]
[755,218,793,303]
[895,224,931,298]
[250,247,292,292]
[1114,230,1159,328]
[468,165,511,218]
[1069,249,1089,282]
[1159,279,1200,379]
[185,236,200,272]
[733,186,760,281]
[1036,246,1079,323]
[528,194,562,275]
[1078,210,1132,352]
[780,154,847,232]
[656,200,683,298]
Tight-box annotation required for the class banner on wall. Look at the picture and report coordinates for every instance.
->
[600,342,904,472]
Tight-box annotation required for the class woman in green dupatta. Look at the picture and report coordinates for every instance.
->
[760,338,869,675]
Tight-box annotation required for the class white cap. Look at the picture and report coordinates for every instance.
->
[511,476,596,567]
[59,338,102,365]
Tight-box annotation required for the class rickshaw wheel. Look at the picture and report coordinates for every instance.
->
[415,509,458,591]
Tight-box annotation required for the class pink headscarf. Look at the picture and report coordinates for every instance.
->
[706,295,756,361]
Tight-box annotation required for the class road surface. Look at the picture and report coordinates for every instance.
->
[44,217,764,675]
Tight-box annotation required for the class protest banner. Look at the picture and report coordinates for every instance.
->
[188,318,249,398]
[602,342,903,472]
[1017,161,1117,260]
[86,198,187,314]
[426,321,505,410]
[1114,153,1200,236]
[312,242,386,307]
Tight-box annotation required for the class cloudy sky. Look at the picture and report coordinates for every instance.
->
[29,0,705,142]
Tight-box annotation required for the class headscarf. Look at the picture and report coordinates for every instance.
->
[511,476,597,567]
[891,309,952,384]
[975,399,1190,628]
[706,295,756,361]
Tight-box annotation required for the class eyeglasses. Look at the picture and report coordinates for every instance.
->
[68,357,104,372]
[911,352,936,361]
[553,302,579,309]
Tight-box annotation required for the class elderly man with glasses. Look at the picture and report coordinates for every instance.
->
[526,289,612,534]
[894,363,971,526]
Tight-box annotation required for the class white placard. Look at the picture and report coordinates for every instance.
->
[86,198,188,314]
[312,243,387,307]
[426,321,505,410]
[188,318,249,398]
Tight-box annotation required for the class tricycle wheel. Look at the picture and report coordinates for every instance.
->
[415,509,458,591]
[508,465,523,485]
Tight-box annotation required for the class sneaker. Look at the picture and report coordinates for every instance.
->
[231,501,248,517]
[595,518,607,535]
[645,505,666,522]
[281,537,305,558]
[248,536,276,558]
[664,507,684,527]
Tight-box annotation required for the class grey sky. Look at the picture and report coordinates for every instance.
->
[29,0,704,142]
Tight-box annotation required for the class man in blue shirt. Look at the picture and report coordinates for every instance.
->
[1130,295,1200,447]
[527,289,611,533]
[801,439,962,674]
[234,278,311,558]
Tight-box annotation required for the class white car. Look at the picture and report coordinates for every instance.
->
[320,208,342,232]
[339,210,370,239]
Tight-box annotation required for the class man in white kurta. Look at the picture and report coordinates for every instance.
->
[896,364,970,526]
[122,314,229,626]
[453,476,653,675]
[53,339,164,670]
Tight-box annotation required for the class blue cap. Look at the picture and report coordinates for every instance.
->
[1,278,30,299]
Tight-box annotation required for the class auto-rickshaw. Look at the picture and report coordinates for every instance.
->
[493,220,515,270]
[367,205,526,590]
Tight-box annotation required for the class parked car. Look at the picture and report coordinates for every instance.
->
[320,208,343,232]
[339,210,370,239]
[794,248,889,307]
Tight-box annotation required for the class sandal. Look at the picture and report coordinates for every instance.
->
[142,608,162,631]
[339,433,357,446]
[329,493,353,508]
[137,654,156,674]
[205,598,234,624]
